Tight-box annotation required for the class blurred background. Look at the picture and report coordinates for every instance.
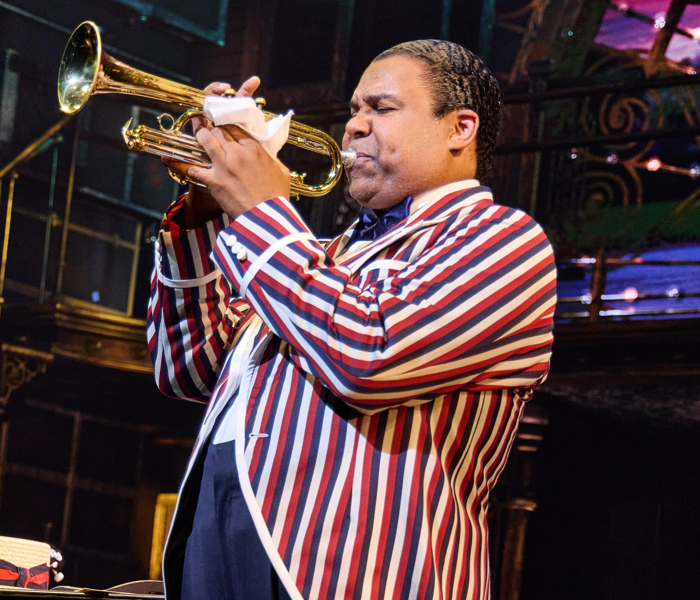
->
[0,0,698,597]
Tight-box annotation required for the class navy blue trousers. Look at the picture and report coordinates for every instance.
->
[180,439,293,600]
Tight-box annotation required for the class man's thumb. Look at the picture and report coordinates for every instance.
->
[238,76,261,97]
[188,167,210,187]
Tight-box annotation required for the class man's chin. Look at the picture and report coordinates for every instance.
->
[348,180,378,206]
[349,177,406,209]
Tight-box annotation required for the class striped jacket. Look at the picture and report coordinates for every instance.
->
[147,181,557,600]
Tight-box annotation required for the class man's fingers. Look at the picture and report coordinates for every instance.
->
[203,81,231,96]
[237,76,260,98]
[187,166,212,187]
[190,116,207,134]
[192,82,234,133]
[162,156,195,180]
[219,124,254,142]
[195,127,226,164]
[192,77,261,136]
[162,156,189,170]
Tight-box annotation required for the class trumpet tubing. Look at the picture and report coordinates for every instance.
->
[58,21,355,197]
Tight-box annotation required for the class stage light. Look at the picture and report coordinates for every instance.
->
[570,147,578,160]
[606,153,618,165]
[666,285,680,299]
[623,287,639,302]
[646,157,662,171]
[690,163,700,179]
[654,14,666,29]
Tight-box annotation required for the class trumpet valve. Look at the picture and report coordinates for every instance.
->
[255,97,267,109]
[290,171,307,186]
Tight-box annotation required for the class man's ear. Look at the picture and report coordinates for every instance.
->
[447,109,479,151]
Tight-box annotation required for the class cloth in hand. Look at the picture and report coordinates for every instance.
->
[202,96,293,159]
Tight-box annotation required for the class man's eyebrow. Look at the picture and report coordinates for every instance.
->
[365,93,401,103]
[349,93,402,109]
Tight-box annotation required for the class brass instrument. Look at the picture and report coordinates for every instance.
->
[57,21,355,197]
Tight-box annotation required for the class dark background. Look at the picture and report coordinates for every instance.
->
[0,0,699,596]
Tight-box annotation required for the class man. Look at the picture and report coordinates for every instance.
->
[148,40,556,600]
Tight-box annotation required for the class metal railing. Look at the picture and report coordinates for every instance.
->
[0,116,73,314]
[557,257,700,321]
[0,115,155,318]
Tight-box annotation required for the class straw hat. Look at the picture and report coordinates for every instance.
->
[0,537,51,589]
[0,537,50,570]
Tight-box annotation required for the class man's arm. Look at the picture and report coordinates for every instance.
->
[210,194,556,414]
[147,198,249,401]
[148,77,264,400]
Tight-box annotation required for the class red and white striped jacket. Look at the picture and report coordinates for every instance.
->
[147,181,556,600]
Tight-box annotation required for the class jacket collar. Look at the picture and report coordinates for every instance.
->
[332,181,493,269]
[411,179,480,214]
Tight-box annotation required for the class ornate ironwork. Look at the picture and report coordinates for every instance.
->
[493,0,552,84]
[0,343,53,412]
[568,56,700,210]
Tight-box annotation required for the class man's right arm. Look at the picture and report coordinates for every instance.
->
[146,196,249,401]
[147,77,263,400]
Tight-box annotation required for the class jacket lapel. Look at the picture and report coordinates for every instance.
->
[333,185,494,274]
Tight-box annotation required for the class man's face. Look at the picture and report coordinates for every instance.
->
[343,55,456,210]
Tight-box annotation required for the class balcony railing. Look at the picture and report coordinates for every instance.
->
[556,254,700,321]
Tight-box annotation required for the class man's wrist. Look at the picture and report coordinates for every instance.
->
[183,184,224,229]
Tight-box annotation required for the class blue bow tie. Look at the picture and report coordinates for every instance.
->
[349,195,414,243]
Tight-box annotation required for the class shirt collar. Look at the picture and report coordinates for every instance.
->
[348,194,414,244]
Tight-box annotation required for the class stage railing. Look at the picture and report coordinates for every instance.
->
[556,256,700,321]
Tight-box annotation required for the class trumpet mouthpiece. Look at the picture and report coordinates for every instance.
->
[341,149,357,168]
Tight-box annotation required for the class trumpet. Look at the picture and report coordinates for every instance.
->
[57,21,356,197]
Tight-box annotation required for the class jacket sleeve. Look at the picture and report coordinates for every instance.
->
[209,196,557,414]
[146,200,249,402]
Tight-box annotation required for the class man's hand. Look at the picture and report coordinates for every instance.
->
[162,77,264,228]
[186,125,291,220]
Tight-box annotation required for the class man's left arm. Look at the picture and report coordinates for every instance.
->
[211,196,557,415]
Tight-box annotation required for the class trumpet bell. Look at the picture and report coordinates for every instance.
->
[58,20,351,197]
[58,21,102,115]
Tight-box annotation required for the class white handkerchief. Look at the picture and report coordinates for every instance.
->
[202,96,293,159]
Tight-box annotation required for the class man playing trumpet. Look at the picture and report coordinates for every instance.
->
[149,40,556,600]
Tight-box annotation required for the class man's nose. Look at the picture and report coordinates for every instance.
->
[345,113,370,138]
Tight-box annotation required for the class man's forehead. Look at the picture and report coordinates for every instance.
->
[351,56,425,102]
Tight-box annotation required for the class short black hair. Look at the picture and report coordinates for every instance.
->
[373,40,502,182]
